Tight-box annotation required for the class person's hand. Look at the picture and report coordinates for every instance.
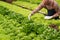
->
[28,14,32,20]
[44,16,53,19]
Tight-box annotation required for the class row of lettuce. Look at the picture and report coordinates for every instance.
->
[0,1,60,40]
[16,0,60,4]
[16,0,41,4]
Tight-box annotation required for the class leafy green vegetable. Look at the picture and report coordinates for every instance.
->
[0,1,60,40]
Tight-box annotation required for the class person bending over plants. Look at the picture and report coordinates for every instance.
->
[28,0,60,20]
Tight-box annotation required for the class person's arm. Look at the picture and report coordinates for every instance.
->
[52,11,60,18]
[31,2,45,15]
[28,2,45,20]
[52,4,60,18]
